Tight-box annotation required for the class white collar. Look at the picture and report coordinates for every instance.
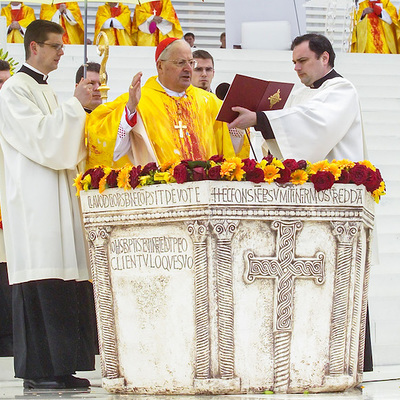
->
[23,63,49,81]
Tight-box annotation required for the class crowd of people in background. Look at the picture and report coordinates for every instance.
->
[3,0,400,52]
[1,0,228,48]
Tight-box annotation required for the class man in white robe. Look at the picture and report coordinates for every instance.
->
[228,33,365,163]
[229,33,372,372]
[0,19,96,389]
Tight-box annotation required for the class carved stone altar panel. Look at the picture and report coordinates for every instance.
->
[106,222,196,391]
[80,181,375,394]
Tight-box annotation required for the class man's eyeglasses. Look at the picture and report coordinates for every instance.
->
[194,67,214,74]
[36,42,65,52]
[162,59,198,68]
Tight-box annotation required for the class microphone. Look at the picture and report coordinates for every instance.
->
[215,82,230,100]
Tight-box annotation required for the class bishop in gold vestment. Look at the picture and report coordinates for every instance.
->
[85,38,248,170]
[351,0,400,53]
[132,0,182,46]
[1,2,35,43]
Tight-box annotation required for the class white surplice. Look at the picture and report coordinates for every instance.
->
[262,77,366,163]
[0,72,88,284]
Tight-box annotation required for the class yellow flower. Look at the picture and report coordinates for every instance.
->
[160,157,180,172]
[256,159,267,169]
[98,166,113,194]
[271,158,284,169]
[139,175,152,186]
[326,163,341,180]
[81,174,92,191]
[332,159,355,170]
[73,173,83,197]
[309,160,329,174]
[262,165,280,183]
[117,165,132,191]
[154,171,172,183]
[359,160,376,171]
[290,169,308,185]
[372,181,386,204]
[220,157,245,181]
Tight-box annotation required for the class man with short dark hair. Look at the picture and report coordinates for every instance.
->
[229,33,365,163]
[0,19,96,390]
[184,32,196,47]
[0,60,11,89]
[75,62,103,112]
[192,49,214,92]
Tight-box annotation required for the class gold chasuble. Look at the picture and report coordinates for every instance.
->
[40,3,84,44]
[86,77,243,169]
[94,3,133,46]
[1,3,35,43]
[351,0,400,53]
[132,0,183,46]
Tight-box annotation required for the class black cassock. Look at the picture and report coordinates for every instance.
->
[0,263,13,356]
[12,279,97,379]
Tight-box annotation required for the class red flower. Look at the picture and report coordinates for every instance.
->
[338,169,350,183]
[173,163,190,183]
[263,154,274,164]
[89,168,105,189]
[310,171,335,191]
[246,167,264,183]
[283,159,298,172]
[242,158,257,173]
[106,170,119,188]
[208,165,222,180]
[349,163,369,185]
[209,155,225,163]
[192,166,207,181]
[141,162,158,176]
[275,167,291,184]
[297,159,307,170]
[364,169,382,192]
[129,165,142,188]
[82,168,94,179]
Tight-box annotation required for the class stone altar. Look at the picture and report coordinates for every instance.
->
[80,181,374,394]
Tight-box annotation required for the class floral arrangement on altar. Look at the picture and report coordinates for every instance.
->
[74,155,386,203]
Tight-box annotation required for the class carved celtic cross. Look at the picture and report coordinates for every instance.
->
[244,220,325,331]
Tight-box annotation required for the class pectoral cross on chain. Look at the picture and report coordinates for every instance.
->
[153,9,157,15]
[174,120,187,138]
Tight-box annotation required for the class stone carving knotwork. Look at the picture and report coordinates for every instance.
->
[87,226,119,379]
[187,221,210,379]
[211,220,239,380]
[329,221,361,375]
[244,220,325,392]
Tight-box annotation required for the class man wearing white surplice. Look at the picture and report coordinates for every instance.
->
[0,20,96,390]
[229,33,365,164]
[228,33,373,372]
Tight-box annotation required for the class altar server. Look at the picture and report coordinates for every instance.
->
[0,19,96,389]
[228,33,366,164]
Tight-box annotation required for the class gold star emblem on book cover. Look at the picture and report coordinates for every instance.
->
[268,89,282,109]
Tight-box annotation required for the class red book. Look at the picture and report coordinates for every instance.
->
[216,74,294,123]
